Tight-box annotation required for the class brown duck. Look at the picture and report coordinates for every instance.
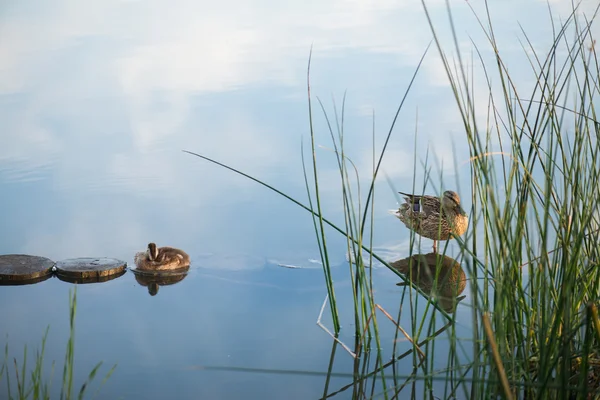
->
[394,190,468,253]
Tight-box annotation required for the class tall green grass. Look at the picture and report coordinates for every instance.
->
[185,2,600,398]
[0,289,116,400]
[421,1,600,398]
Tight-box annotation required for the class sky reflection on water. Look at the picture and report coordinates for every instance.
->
[1,0,599,398]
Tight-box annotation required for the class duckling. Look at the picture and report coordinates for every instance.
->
[394,190,468,253]
[134,243,190,271]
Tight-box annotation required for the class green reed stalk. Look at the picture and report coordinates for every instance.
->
[313,94,392,393]
[304,51,340,333]
[60,290,76,400]
[2,289,115,400]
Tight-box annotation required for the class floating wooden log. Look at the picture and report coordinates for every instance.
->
[55,257,127,280]
[0,254,55,285]
[56,269,127,284]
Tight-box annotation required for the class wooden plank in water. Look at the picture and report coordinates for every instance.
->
[55,257,127,279]
[0,254,55,284]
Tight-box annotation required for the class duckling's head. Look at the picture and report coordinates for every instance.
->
[442,191,467,216]
[147,243,159,261]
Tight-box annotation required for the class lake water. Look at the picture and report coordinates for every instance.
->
[1,1,598,398]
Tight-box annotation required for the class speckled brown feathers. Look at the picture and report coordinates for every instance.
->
[134,243,190,271]
[394,190,468,252]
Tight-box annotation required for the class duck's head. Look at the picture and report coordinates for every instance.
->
[147,243,159,261]
[442,191,467,216]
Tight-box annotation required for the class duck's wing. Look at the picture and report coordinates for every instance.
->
[155,248,177,263]
[398,192,441,216]
[156,247,190,266]
[398,192,422,212]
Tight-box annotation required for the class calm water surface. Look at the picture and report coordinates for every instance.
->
[1,0,598,398]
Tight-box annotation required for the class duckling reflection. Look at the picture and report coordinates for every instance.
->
[133,269,189,296]
[390,253,467,313]
[134,243,190,271]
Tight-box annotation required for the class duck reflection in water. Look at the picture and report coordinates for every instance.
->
[390,252,467,313]
[133,269,190,296]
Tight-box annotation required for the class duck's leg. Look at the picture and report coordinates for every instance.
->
[432,240,437,253]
